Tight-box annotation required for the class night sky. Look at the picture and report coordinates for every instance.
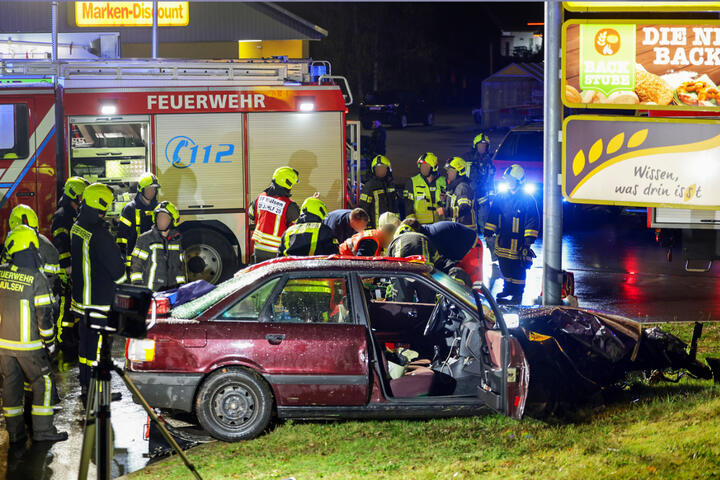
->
[281,2,544,107]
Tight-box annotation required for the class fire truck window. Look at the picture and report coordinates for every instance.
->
[0,104,29,159]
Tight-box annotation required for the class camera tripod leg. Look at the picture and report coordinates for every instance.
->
[114,365,203,480]
[78,377,97,480]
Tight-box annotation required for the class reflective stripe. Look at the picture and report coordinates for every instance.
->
[167,244,180,251]
[58,252,71,260]
[42,263,62,275]
[52,228,68,237]
[3,406,23,417]
[132,248,149,260]
[130,272,143,282]
[43,373,51,407]
[39,327,54,338]
[20,299,30,343]
[135,209,142,236]
[119,215,133,227]
[31,406,53,416]
[116,237,128,245]
[0,338,44,350]
[115,272,127,284]
[524,229,538,237]
[512,217,520,233]
[34,294,52,307]
[148,247,158,289]
[176,275,186,284]
[484,222,497,232]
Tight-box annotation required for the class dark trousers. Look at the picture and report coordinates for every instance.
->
[0,352,55,437]
[78,316,102,390]
[252,249,277,264]
[498,256,527,296]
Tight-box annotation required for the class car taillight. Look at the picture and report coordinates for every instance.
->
[147,296,171,317]
[126,338,156,363]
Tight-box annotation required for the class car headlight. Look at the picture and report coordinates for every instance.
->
[497,182,510,193]
[523,183,537,195]
[504,313,520,329]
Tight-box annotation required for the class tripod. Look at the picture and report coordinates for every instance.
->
[77,329,203,480]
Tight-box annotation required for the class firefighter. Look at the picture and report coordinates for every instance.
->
[338,221,397,257]
[130,201,186,291]
[461,133,495,231]
[324,207,369,244]
[249,166,301,263]
[387,219,456,273]
[438,157,476,231]
[483,165,539,305]
[403,153,446,224]
[117,172,161,269]
[51,176,89,355]
[421,221,477,262]
[6,205,61,288]
[70,183,127,399]
[0,226,68,443]
[358,155,399,228]
[277,197,339,257]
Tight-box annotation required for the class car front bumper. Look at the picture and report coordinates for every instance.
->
[125,370,204,412]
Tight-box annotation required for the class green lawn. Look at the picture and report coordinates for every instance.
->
[128,323,720,480]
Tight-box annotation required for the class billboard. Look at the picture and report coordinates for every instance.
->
[75,2,189,27]
[563,20,720,111]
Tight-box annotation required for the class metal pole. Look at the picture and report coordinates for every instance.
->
[152,0,158,58]
[542,1,563,305]
[51,1,58,61]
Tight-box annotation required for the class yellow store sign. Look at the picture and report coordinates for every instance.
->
[75,2,189,27]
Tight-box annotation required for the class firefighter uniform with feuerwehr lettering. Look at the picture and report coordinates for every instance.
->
[117,172,160,269]
[71,184,127,397]
[0,226,68,443]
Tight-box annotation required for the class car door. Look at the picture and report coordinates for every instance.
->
[261,273,370,406]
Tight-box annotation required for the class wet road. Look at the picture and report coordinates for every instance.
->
[5,110,720,479]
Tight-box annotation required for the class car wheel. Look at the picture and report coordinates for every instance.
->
[195,368,273,442]
[424,113,434,126]
[182,228,237,284]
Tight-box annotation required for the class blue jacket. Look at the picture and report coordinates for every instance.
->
[421,221,477,261]
[324,209,356,243]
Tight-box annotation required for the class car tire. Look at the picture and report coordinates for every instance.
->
[182,228,237,284]
[424,113,434,126]
[195,367,274,442]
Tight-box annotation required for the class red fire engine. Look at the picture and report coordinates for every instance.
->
[0,59,359,283]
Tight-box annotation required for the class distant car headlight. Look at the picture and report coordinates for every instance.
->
[523,183,537,195]
[497,182,510,193]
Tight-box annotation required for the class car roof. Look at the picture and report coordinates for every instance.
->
[241,255,433,277]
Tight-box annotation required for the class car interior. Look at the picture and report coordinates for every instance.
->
[360,273,506,400]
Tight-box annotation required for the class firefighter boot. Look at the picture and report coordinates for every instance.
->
[33,426,68,442]
[509,284,525,305]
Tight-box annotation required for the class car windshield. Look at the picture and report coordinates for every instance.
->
[495,130,543,162]
[364,91,401,104]
[431,271,477,310]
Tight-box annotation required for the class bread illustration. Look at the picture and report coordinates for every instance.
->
[566,84,582,103]
[635,70,673,105]
[580,90,608,104]
[608,91,639,104]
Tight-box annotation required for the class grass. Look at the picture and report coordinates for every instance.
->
[128,323,720,480]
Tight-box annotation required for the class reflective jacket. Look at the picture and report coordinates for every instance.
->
[339,229,384,256]
[249,186,299,254]
[359,176,399,228]
[278,213,339,257]
[445,176,476,231]
[71,207,127,319]
[0,258,54,355]
[387,231,456,273]
[130,226,186,291]
[461,150,495,205]
[404,174,446,224]
[117,192,158,267]
[38,233,61,290]
[483,190,539,260]
[51,197,78,271]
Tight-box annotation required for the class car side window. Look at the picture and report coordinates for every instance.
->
[270,276,351,324]
[219,278,280,320]
[360,274,439,333]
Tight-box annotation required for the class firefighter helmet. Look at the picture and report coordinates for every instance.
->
[272,166,299,189]
[378,211,401,230]
[138,172,161,192]
[371,155,392,171]
[4,225,39,256]
[417,152,439,172]
[445,157,468,177]
[9,204,39,230]
[83,183,115,212]
[300,197,328,220]
[503,164,526,183]
[153,201,181,227]
[473,133,490,149]
[64,176,90,201]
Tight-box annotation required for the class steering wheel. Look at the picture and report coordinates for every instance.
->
[423,296,447,337]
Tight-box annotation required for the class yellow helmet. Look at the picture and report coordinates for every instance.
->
[503,164,526,183]
[4,225,39,256]
[300,197,328,220]
[9,204,38,230]
[153,201,181,227]
[473,133,490,149]
[138,172,161,192]
[417,152,438,172]
[64,176,90,201]
[446,157,468,177]
[272,166,299,189]
[371,155,391,171]
[83,183,115,212]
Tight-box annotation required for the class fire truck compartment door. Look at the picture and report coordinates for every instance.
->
[247,112,343,212]
[155,113,245,210]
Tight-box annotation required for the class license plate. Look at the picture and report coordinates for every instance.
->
[369,107,382,111]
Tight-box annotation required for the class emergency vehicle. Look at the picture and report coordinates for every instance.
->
[0,58,360,283]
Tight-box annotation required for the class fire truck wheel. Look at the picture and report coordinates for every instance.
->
[182,228,237,284]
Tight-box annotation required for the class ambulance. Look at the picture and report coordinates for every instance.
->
[0,58,359,283]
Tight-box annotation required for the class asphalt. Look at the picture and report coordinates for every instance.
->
[3,109,718,479]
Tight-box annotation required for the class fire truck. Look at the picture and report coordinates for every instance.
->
[0,58,360,283]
